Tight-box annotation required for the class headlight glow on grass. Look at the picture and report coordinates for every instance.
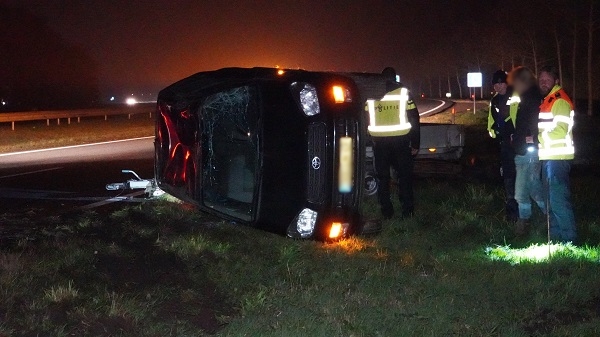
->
[486,243,600,265]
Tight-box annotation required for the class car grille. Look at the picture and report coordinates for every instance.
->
[333,119,359,208]
[307,122,327,204]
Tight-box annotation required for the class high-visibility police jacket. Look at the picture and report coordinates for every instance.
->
[487,92,520,138]
[538,85,575,160]
[366,87,416,138]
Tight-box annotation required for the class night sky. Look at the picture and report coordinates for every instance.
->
[1,0,597,104]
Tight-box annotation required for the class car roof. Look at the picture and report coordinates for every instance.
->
[158,67,393,103]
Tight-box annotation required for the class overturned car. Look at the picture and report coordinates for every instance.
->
[155,68,371,240]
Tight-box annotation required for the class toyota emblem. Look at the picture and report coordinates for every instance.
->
[311,156,321,170]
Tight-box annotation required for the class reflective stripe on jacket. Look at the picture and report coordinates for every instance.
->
[538,85,575,160]
[367,87,413,137]
[487,93,519,138]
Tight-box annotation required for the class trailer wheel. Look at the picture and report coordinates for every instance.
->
[364,174,378,196]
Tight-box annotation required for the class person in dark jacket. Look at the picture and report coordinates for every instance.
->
[487,70,519,221]
[510,67,545,236]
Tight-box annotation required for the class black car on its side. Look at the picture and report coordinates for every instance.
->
[155,67,377,240]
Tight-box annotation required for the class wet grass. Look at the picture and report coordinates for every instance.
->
[1,176,599,336]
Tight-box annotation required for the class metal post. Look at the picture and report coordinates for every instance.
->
[47,119,50,126]
[11,121,14,131]
[128,114,131,119]
[77,117,80,123]
[68,117,71,125]
[473,94,476,115]
[57,118,60,125]
[105,115,107,121]
[546,165,551,258]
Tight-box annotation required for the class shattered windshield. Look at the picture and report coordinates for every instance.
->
[201,85,260,221]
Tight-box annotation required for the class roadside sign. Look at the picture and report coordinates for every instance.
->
[467,72,482,88]
[467,72,482,114]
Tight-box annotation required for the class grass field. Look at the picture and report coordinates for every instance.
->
[1,179,599,336]
[1,108,599,336]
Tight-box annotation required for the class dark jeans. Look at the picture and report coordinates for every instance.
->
[542,160,576,242]
[374,136,414,216]
[500,142,518,220]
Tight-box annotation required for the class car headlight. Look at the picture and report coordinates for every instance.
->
[288,208,318,238]
[291,82,320,116]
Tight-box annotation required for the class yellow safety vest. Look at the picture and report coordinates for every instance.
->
[538,85,575,160]
[366,87,413,137]
[487,93,519,138]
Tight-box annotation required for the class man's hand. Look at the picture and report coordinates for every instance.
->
[411,148,419,156]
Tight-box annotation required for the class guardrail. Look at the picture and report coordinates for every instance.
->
[0,104,154,130]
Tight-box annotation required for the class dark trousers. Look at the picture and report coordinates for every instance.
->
[500,141,518,221]
[374,136,414,216]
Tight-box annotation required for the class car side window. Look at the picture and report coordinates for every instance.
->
[201,85,259,221]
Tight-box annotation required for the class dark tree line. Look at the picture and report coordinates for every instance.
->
[401,0,599,116]
[0,5,100,111]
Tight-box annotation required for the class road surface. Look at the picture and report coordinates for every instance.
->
[415,98,453,117]
[0,137,154,211]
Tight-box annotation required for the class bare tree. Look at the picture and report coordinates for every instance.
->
[572,21,578,100]
[528,33,539,75]
[446,71,452,96]
[587,0,597,116]
[428,76,433,97]
[455,69,463,98]
[476,57,483,98]
[554,28,564,84]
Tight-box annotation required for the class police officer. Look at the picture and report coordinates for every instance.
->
[487,70,520,221]
[367,68,420,219]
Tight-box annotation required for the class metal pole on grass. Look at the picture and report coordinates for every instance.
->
[545,163,551,258]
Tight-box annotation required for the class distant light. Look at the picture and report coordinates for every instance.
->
[395,75,400,83]
[1,100,5,106]
[445,92,452,98]
[126,98,137,105]
[277,69,285,75]
[109,96,115,101]
[527,146,535,153]
[428,148,437,153]
[421,93,425,98]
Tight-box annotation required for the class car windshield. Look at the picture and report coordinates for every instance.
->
[200,85,260,221]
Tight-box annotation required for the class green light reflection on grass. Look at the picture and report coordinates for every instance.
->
[486,243,600,265]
